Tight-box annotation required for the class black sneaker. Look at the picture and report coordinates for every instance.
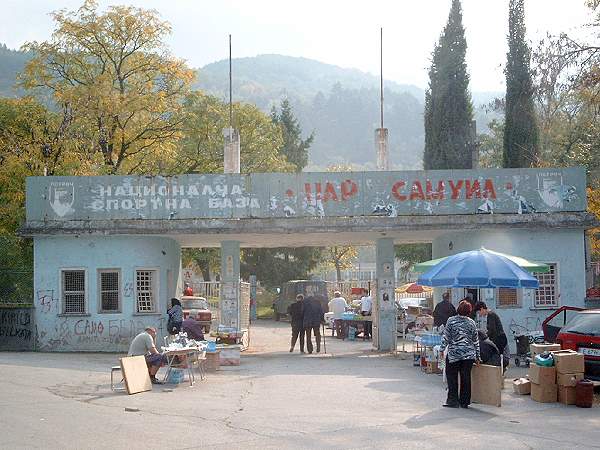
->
[151,377,164,385]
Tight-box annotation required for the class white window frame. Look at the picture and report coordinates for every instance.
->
[135,268,159,314]
[532,262,559,309]
[98,269,121,313]
[60,268,87,315]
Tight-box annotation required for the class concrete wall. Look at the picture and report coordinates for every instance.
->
[432,229,586,353]
[34,236,181,352]
[0,306,34,351]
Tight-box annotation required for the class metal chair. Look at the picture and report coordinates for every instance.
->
[110,365,125,391]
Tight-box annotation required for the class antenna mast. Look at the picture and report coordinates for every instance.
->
[229,34,232,128]
[380,27,383,129]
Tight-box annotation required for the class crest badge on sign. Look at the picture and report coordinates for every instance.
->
[49,182,75,217]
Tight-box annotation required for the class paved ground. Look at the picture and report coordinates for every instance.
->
[1,320,599,450]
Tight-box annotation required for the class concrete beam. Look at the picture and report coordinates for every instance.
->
[20,211,598,240]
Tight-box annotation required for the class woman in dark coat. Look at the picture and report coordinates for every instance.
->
[441,300,481,409]
[167,298,184,335]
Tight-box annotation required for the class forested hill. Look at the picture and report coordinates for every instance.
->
[0,44,31,97]
[0,47,498,170]
[196,55,427,169]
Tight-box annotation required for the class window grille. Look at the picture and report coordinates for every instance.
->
[62,270,85,314]
[497,288,519,307]
[136,270,156,313]
[99,270,120,312]
[534,263,558,308]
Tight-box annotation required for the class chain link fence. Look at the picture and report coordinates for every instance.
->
[0,269,33,305]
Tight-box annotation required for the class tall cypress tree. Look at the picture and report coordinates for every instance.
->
[503,0,539,167]
[423,0,473,170]
[271,98,314,172]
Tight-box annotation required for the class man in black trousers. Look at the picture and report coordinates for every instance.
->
[287,294,305,353]
[303,295,324,354]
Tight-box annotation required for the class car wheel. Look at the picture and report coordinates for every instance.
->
[515,357,520,367]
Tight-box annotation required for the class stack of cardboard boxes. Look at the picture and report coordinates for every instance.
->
[553,350,585,405]
[527,346,585,405]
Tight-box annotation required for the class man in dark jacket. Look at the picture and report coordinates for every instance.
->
[303,295,324,354]
[476,301,508,353]
[433,292,456,328]
[287,294,305,353]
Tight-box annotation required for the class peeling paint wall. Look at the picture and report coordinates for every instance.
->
[432,229,586,353]
[34,236,181,352]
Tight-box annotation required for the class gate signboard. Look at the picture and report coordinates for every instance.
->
[26,167,586,222]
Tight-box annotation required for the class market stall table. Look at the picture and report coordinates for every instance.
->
[162,347,202,386]
[335,316,373,341]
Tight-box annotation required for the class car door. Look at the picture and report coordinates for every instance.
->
[542,306,584,343]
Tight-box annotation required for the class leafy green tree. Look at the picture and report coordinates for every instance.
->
[271,98,314,172]
[174,92,292,174]
[503,0,540,168]
[423,0,474,170]
[395,244,432,279]
[241,247,323,289]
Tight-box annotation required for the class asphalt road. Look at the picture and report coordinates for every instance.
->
[0,320,598,450]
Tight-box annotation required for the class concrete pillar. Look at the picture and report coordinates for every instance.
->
[220,240,240,328]
[223,127,240,173]
[375,128,389,171]
[374,237,396,351]
[249,275,257,322]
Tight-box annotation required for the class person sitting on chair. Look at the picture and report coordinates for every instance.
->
[128,327,167,384]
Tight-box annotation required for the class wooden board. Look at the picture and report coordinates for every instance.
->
[471,364,503,407]
[120,355,152,395]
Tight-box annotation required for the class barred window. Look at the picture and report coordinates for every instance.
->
[136,270,157,313]
[497,288,519,308]
[62,270,85,314]
[534,263,558,308]
[99,270,120,312]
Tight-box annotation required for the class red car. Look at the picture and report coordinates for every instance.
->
[551,308,600,380]
[180,296,212,333]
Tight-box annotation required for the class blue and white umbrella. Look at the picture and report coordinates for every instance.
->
[417,248,540,289]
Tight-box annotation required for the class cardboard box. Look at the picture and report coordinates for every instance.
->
[558,385,577,405]
[471,364,503,407]
[513,378,531,395]
[529,364,556,385]
[531,382,557,403]
[425,361,442,374]
[556,372,584,387]
[552,350,585,374]
[530,343,561,357]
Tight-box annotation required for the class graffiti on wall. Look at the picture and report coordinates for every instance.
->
[0,308,33,350]
[26,168,586,221]
[40,316,166,350]
[509,316,543,336]
[37,290,57,314]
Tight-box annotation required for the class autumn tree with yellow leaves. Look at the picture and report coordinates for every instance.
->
[20,0,195,174]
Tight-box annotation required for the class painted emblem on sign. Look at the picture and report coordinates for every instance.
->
[49,182,75,217]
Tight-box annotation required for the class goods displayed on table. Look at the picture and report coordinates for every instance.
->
[412,330,443,374]
[210,325,245,345]
[161,331,207,353]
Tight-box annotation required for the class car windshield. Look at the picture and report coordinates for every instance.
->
[181,298,207,309]
[562,313,600,336]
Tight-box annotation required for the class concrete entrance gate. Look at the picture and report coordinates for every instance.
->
[21,167,595,351]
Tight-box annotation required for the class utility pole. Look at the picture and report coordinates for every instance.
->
[223,34,240,174]
[375,27,389,171]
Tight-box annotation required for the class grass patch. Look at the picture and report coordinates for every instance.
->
[257,290,276,319]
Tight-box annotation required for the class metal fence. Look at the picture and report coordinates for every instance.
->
[0,270,33,305]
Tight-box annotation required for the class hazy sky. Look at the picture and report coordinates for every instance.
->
[1,0,594,92]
